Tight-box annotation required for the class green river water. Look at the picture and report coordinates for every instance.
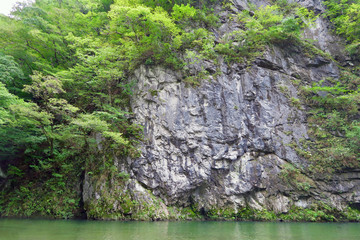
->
[0,219,359,240]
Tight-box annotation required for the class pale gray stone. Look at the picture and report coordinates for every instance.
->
[80,0,360,216]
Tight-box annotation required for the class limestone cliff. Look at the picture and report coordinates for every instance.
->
[82,0,360,220]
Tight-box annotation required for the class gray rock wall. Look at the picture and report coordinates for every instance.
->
[126,0,359,214]
[129,48,345,213]
[84,0,360,218]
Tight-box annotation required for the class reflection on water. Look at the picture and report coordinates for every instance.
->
[0,219,359,240]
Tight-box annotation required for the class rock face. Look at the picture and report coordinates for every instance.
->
[126,1,359,215]
[83,0,360,218]
[129,51,341,214]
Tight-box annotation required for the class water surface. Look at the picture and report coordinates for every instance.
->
[1,219,359,240]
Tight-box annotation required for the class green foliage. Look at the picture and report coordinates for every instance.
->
[214,3,317,63]
[84,169,140,220]
[290,97,302,109]
[280,163,314,191]
[172,4,197,21]
[0,54,25,95]
[0,1,144,219]
[324,0,360,58]
[280,206,337,222]
[1,169,82,219]
[0,81,46,160]
[183,68,209,87]
[144,0,220,12]
[345,207,360,221]
[108,0,182,70]
[279,203,360,222]
[300,71,360,174]
[200,202,360,222]
[204,206,278,221]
